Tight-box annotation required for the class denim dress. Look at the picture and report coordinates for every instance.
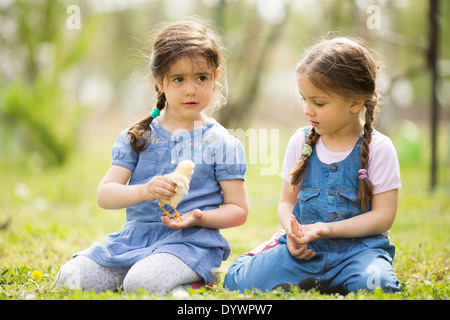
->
[75,118,246,284]
[224,130,401,293]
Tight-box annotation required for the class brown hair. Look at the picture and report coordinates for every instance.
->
[128,20,227,152]
[290,37,382,211]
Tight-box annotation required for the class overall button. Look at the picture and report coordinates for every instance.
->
[328,212,340,220]
[328,190,335,195]
[330,164,339,172]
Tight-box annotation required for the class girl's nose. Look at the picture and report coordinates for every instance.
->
[303,101,314,116]
[185,80,197,95]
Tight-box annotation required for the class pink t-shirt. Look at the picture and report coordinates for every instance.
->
[281,127,401,194]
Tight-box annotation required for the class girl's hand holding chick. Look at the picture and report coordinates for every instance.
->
[161,209,204,229]
[141,176,176,202]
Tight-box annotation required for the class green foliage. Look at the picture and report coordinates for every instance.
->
[0,0,449,301]
[0,127,448,300]
[0,0,101,166]
[0,80,79,165]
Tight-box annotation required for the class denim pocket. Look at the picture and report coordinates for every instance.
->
[297,188,320,223]
[358,234,394,258]
[338,189,358,219]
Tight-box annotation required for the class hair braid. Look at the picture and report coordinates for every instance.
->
[357,97,376,211]
[290,127,320,188]
[127,86,166,152]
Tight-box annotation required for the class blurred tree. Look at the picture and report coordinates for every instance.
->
[2,0,446,169]
[428,0,440,189]
[0,0,100,166]
[209,0,292,128]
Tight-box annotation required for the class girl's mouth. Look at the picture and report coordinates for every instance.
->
[310,121,319,127]
[183,101,198,107]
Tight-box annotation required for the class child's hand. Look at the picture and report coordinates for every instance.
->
[141,176,176,202]
[287,215,316,260]
[296,221,330,244]
[161,209,203,230]
[288,215,331,255]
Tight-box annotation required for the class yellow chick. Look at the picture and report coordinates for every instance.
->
[158,160,195,221]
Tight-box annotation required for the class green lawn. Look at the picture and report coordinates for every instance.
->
[0,126,449,300]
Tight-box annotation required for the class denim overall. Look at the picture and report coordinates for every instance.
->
[224,133,401,293]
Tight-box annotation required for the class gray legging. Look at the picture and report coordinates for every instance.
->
[55,253,202,294]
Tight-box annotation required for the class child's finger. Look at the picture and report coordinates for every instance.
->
[290,215,303,237]
[288,231,307,248]
[160,215,171,226]
[302,251,315,260]
[161,216,182,229]
[154,176,176,192]
[289,243,316,260]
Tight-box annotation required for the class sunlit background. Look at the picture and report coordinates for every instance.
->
[0,1,449,298]
[1,0,449,170]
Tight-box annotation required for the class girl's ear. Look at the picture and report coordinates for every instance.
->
[349,99,365,114]
[156,79,164,93]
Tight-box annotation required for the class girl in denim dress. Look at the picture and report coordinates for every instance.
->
[224,37,402,294]
[56,21,248,294]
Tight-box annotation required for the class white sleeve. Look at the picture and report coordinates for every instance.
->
[281,127,307,182]
[368,133,402,194]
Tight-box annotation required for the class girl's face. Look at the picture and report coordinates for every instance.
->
[297,75,364,141]
[157,55,218,125]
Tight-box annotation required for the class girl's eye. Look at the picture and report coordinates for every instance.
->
[174,78,183,83]
[197,76,208,82]
[299,96,325,107]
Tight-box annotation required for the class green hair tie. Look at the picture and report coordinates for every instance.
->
[301,144,312,157]
[150,107,160,118]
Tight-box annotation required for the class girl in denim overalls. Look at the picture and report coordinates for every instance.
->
[224,37,402,294]
[56,21,248,294]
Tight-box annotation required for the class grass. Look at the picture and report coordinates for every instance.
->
[0,123,449,301]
